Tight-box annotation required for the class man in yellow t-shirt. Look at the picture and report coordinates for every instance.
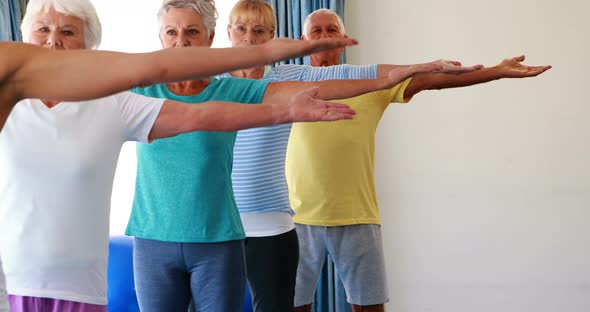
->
[289,9,551,312]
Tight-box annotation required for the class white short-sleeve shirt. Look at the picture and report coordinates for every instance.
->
[0,92,164,305]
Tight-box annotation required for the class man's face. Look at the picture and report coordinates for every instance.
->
[302,13,345,64]
[305,13,343,40]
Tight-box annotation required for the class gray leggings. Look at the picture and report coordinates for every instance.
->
[133,237,246,312]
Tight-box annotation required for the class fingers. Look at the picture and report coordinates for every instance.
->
[319,102,356,121]
[323,112,355,121]
[310,37,358,52]
[506,64,551,78]
[446,60,462,66]
[428,59,485,75]
[326,102,356,115]
[526,65,552,76]
[415,64,443,74]
[344,37,359,45]
[507,55,526,63]
[454,64,484,73]
[434,63,483,75]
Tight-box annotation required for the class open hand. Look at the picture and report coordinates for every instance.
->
[497,55,551,78]
[288,87,356,122]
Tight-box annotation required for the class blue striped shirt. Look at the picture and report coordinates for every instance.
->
[219,64,377,215]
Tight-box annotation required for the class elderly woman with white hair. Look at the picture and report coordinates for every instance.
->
[122,1,447,311]
[0,0,370,311]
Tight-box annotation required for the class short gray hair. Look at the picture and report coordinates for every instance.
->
[21,0,102,50]
[303,9,345,37]
[158,0,218,36]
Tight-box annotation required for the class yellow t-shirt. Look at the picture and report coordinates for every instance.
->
[286,78,412,226]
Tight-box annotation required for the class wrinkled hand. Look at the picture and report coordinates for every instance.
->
[497,55,551,78]
[263,37,358,64]
[428,59,485,75]
[288,87,356,122]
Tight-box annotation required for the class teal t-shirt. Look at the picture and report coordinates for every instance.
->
[125,77,269,242]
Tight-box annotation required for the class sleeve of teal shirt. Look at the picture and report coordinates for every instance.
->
[129,87,143,95]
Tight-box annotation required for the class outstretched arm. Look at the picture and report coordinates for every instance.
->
[403,55,551,99]
[148,87,356,140]
[377,59,484,77]
[4,37,358,103]
[263,60,483,103]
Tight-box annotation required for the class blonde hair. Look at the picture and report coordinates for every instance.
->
[229,0,276,33]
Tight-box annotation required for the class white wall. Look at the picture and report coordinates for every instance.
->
[345,0,589,311]
[93,0,239,235]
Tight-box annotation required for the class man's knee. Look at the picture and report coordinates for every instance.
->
[352,303,385,312]
[294,303,312,312]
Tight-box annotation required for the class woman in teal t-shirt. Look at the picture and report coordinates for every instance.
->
[126,1,440,311]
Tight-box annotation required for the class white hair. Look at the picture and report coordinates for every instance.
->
[21,0,102,50]
[158,0,218,36]
[303,8,345,37]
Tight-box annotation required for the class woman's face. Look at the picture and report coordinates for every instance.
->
[28,8,86,50]
[159,7,214,48]
[227,17,274,47]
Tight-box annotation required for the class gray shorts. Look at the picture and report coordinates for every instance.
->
[294,223,389,306]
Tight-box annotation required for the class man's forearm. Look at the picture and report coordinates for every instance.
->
[405,66,504,98]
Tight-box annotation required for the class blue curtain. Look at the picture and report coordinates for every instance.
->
[314,255,351,312]
[0,0,26,41]
[264,1,351,309]
[266,0,346,65]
